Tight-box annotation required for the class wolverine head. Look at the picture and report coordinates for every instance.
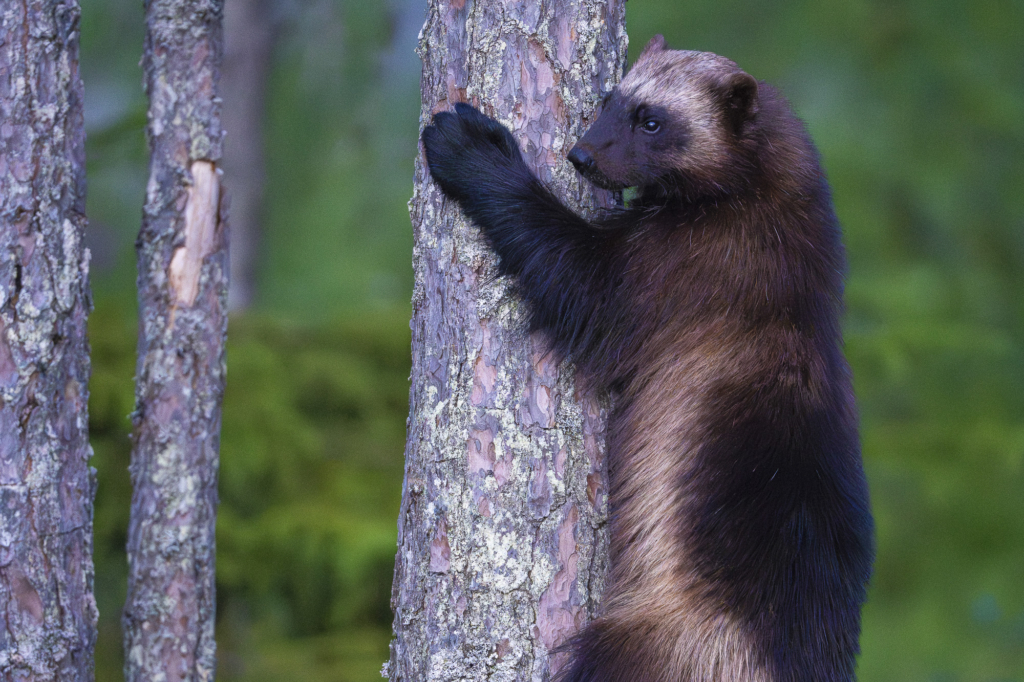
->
[568,36,761,195]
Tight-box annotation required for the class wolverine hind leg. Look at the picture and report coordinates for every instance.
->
[553,618,680,682]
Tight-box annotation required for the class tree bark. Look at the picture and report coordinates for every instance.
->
[389,2,626,680]
[123,1,227,680]
[0,1,97,679]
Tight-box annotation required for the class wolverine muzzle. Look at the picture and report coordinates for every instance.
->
[567,146,596,175]
[567,144,625,190]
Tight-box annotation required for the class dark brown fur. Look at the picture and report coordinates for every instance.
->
[421,36,873,682]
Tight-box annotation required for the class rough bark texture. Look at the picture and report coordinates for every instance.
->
[0,1,97,679]
[221,0,281,311]
[123,1,227,680]
[389,2,626,680]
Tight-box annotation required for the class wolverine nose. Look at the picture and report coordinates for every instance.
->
[567,146,596,175]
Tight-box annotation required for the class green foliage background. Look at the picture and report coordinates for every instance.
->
[80,0,1023,680]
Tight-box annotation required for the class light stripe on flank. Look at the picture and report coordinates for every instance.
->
[594,337,772,681]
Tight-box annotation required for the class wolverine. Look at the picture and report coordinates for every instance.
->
[421,36,873,682]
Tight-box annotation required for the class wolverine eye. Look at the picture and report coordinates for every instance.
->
[641,119,661,134]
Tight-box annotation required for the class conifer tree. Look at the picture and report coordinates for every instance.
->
[0,1,96,678]
[123,1,228,679]
[389,1,626,678]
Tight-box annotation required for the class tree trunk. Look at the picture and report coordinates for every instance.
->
[0,1,97,680]
[221,0,282,311]
[389,2,626,680]
[123,1,227,680]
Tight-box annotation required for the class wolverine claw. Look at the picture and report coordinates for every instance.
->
[421,102,529,201]
[453,101,486,123]
[426,110,466,147]
[420,122,467,200]
[452,102,501,139]
[429,103,518,154]
[452,103,523,161]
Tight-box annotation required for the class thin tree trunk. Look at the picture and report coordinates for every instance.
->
[222,0,281,311]
[0,1,96,679]
[123,1,228,680]
[389,2,626,680]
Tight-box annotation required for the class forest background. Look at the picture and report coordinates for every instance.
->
[81,0,1023,680]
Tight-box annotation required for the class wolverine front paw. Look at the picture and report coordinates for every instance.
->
[421,103,529,203]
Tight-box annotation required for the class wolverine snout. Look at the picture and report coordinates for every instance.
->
[568,144,624,189]
[567,146,597,175]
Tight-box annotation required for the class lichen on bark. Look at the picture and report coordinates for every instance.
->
[0,0,97,679]
[123,1,228,681]
[389,1,627,680]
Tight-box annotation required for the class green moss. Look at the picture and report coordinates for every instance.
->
[89,306,409,680]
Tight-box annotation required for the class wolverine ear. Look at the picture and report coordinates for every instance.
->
[636,34,667,62]
[723,71,760,135]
